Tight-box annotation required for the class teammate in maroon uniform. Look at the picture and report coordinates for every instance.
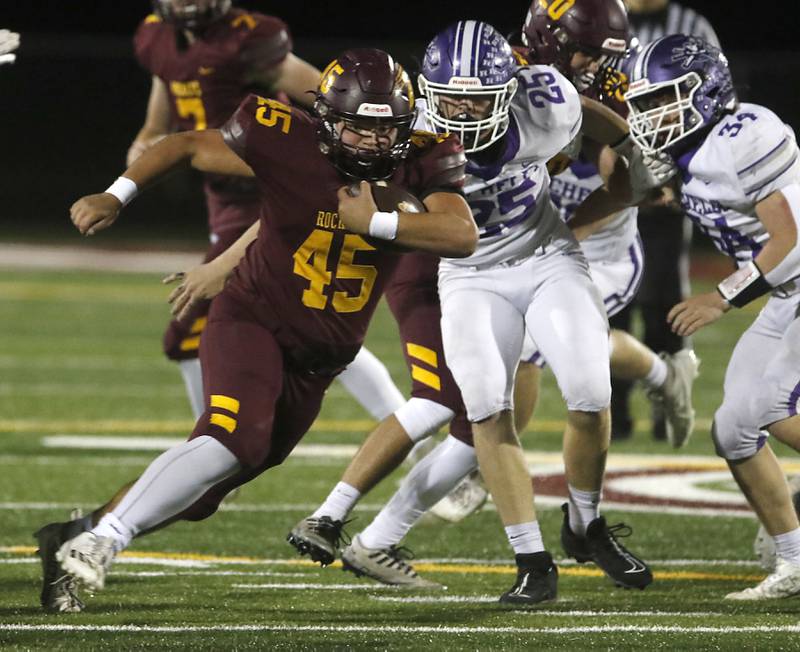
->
[128,1,321,417]
[40,49,475,609]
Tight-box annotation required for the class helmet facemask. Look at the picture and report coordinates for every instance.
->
[315,98,415,180]
[625,72,704,155]
[152,0,232,31]
[418,74,518,153]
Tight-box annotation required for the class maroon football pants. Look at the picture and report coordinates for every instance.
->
[177,290,334,521]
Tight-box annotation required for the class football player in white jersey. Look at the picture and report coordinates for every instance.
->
[416,20,651,605]
[618,34,800,599]
[513,0,699,450]
[432,0,700,525]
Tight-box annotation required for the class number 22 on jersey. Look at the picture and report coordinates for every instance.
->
[293,230,378,313]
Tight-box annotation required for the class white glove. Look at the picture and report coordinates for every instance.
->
[0,29,20,64]
[617,137,677,204]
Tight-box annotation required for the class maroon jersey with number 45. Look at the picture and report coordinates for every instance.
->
[219,94,466,373]
[133,10,292,232]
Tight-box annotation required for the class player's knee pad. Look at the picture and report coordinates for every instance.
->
[394,397,455,443]
[711,403,766,461]
[562,372,611,412]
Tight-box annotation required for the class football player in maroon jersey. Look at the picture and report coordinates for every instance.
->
[37,49,475,610]
[127,1,322,419]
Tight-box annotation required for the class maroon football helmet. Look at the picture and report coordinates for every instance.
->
[315,49,416,181]
[522,0,629,91]
[152,0,232,31]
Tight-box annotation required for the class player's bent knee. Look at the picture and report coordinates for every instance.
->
[711,407,765,461]
[394,397,455,443]
[563,378,611,413]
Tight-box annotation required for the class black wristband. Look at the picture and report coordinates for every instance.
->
[717,261,773,308]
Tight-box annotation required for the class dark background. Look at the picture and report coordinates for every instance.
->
[1,1,797,244]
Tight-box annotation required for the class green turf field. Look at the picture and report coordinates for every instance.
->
[1,267,799,650]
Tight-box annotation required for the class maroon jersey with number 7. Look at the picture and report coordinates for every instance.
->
[134,9,292,233]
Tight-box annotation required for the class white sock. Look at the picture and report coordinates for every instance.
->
[642,352,668,390]
[568,484,602,537]
[359,435,477,550]
[113,436,240,536]
[179,358,205,419]
[311,482,361,522]
[505,521,545,555]
[337,347,405,421]
[774,527,800,565]
[91,513,135,552]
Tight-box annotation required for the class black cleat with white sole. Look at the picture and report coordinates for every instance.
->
[34,517,86,613]
[560,503,652,590]
[499,551,558,607]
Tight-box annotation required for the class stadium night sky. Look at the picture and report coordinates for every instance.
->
[2,1,795,50]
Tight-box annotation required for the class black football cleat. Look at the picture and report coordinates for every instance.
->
[499,551,558,607]
[34,514,87,613]
[560,503,653,590]
[286,515,349,566]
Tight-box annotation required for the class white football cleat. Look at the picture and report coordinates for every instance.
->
[56,532,117,592]
[648,350,699,448]
[725,558,800,600]
[430,469,488,523]
[342,535,442,589]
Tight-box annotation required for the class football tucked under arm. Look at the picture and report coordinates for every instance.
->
[338,180,475,257]
[344,181,428,253]
[370,181,427,214]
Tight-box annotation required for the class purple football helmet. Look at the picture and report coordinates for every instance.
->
[419,21,519,152]
[625,34,737,155]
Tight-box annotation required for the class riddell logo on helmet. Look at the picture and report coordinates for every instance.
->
[356,103,394,117]
[602,37,627,53]
[627,79,649,93]
[448,77,483,88]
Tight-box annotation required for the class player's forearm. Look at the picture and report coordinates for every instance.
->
[212,220,260,273]
[122,131,201,189]
[579,96,628,147]
[394,210,478,258]
[569,183,628,241]
[754,186,800,286]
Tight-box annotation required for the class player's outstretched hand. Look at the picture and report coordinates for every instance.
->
[164,261,228,321]
[667,291,730,336]
[337,180,378,235]
[70,193,122,236]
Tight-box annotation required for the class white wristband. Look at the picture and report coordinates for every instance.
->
[368,210,399,241]
[104,177,138,207]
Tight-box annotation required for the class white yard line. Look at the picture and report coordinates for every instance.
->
[368,598,723,616]
[0,243,202,274]
[2,624,799,635]
[232,583,395,590]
